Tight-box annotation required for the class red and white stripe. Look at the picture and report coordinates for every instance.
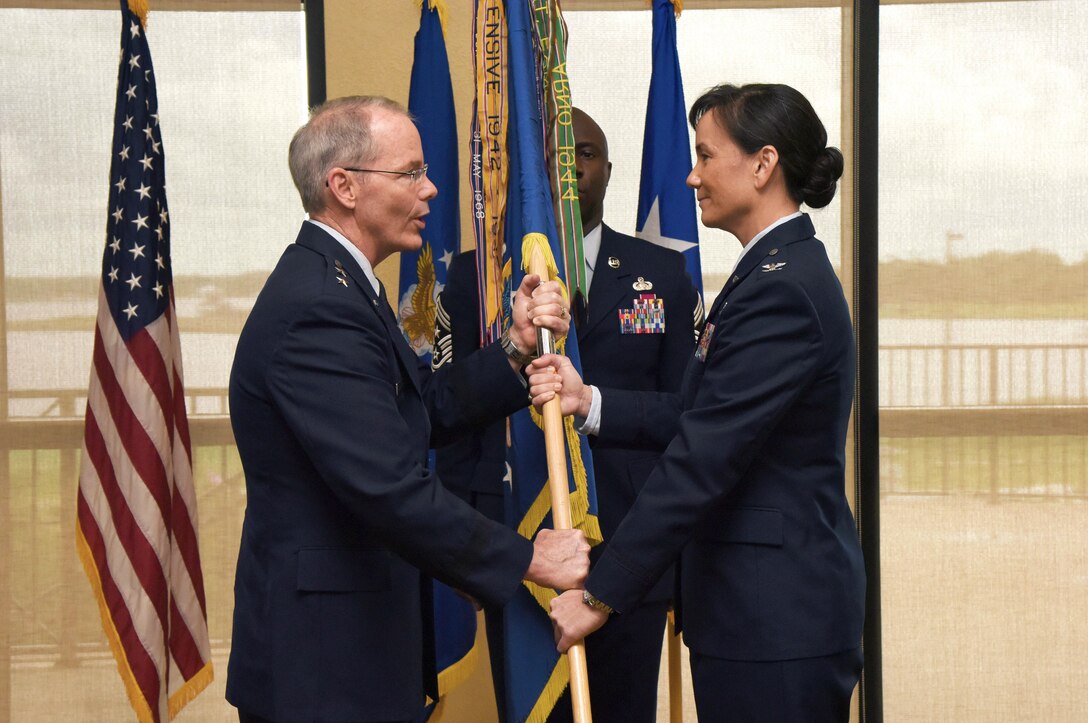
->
[76,289,212,723]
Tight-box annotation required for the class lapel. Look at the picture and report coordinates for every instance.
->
[578,225,633,341]
[706,214,816,323]
[295,223,423,395]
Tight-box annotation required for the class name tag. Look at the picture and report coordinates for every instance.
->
[618,294,665,334]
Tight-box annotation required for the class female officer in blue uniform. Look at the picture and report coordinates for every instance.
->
[534,83,866,721]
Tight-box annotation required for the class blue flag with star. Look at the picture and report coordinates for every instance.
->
[398,0,459,362]
[635,0,703,294]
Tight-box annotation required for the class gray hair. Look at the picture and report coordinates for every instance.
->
[288,95,407,213]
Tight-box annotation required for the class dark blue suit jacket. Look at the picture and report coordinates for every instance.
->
[226,222,534,721]
[588,214,866,662]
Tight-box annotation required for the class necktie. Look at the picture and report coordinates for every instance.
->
[573,289,588,331]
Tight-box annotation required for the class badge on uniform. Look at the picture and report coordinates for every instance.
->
[334,259,350,287]
[618,294,665,334]
[695,322,715,362]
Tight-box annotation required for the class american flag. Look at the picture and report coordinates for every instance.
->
[75,3,212,721]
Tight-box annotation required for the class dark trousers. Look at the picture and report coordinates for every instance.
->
[689,645,862,723]
[548,599,670,723]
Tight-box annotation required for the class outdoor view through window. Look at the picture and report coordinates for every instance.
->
[2,2,1085,720]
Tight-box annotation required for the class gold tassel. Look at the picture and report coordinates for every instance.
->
[520,232,571,309]
[128,0,149,28]
[521,233,559,279]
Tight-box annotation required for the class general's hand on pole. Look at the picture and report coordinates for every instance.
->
[524,528,590,590]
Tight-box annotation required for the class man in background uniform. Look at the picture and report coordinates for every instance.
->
[432,107,701,723]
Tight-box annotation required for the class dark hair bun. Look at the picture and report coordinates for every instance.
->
[802,146,844,209]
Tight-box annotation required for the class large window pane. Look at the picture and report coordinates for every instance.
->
[566,7,844,301]
[1,8,307,417]
[879,1,1088,719]
[0,7,305,719]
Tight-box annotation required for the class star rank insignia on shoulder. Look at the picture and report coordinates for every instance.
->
[761,262,787,272]
[333,259,350,286]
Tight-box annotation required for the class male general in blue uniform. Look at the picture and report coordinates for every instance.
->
[432,107,701,723]
[225,96,589,723]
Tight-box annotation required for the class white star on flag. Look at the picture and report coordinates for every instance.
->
[636,196,698,254]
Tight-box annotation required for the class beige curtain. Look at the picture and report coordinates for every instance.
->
[877,1,1088,719]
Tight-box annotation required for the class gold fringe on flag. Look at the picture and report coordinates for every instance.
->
[526,654,571,723]
[75,526,156,723]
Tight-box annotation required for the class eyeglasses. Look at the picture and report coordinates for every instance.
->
[342,163,429,183]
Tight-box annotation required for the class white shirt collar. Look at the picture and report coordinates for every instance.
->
[730,211,803,276]
[582,222,603,289]
[306,218,381,296]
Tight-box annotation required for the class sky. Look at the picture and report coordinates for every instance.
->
[1,1,1085,286]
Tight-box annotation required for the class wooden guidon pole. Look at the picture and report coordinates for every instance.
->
[668,608,682,723]
[526,242,593,723]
